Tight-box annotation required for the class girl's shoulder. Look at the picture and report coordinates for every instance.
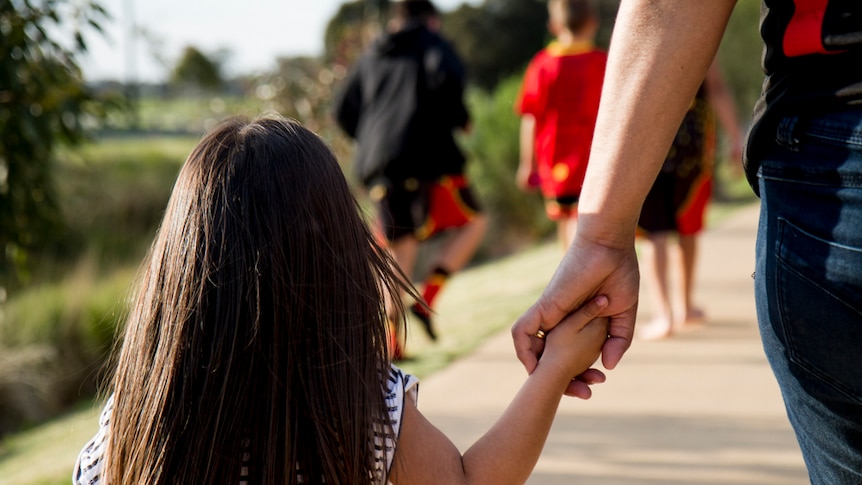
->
[73,395,114,485]
[386,365,419,398]
[378,364,420,478]
[383,364,420,429]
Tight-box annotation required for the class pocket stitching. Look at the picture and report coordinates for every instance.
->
[775,219,862,403]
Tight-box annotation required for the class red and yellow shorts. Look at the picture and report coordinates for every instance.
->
[544,194,580,221]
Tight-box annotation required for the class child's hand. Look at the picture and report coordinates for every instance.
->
[538,302,609,380]
[516,165,540,192]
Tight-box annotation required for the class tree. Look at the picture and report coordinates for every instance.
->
[0,0,110,288]
[440,4,498,90]
[322,0,548,90]
[170,45,224,91]
[323,0,382,67]
[442,0,547,91]
[444,0,621,92]
[717,0,763,121]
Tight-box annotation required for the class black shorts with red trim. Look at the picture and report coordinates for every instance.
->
[370,175,483,243]
[544,194,580,221]
[638,169,712,236]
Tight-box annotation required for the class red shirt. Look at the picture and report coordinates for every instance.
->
[516,41,606,198]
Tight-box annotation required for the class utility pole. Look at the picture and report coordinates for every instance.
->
[124,0,139,129]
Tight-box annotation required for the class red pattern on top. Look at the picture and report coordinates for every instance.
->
[783,0,830,56]
[516,42,606,198]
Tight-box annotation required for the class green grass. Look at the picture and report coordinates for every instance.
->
[48,136,196,277]
[61,135,199,165]
[101,94,271,134]
[0,400,100,485]
[397,240,564,377]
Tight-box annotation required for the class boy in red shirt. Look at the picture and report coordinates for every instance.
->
[516,0,606,247]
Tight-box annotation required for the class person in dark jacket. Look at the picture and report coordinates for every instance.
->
[334,0,487,358]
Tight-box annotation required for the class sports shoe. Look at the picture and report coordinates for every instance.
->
[410,303,437,341]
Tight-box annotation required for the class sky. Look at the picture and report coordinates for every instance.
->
[80,0,479,83]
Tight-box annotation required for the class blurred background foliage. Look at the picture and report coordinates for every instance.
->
[1,0,760,437]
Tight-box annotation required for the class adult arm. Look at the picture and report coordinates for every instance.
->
[704,60,745,174]
[332,62,364,138]
[517,115,538,191]
[432,39,471,131]
[513,0,738,383]
[515,57,543,191]
[389,297,609,485]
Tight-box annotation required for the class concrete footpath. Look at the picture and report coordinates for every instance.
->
[416,203,810,484]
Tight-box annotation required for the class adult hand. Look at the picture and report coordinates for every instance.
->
[523,295,611,399]
[729,138,745,179]
[512,232,640,380]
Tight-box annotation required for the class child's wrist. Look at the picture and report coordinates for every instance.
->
[534,352,584,390]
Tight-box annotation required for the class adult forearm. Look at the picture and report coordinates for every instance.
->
[706,64,745,150]
[519,115,537,168]
[577,0,737,247]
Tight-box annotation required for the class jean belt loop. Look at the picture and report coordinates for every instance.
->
[776,115,802,150]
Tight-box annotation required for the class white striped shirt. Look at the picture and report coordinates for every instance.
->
[73,365,419,484]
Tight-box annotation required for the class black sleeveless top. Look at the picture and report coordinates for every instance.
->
[745,0,862,190]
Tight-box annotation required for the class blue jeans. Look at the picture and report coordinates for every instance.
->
[755,109,862,484]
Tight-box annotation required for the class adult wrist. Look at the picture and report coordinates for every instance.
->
[574,212,638,250]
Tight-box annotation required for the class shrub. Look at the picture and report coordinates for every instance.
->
[0,267,131,436]
[462,75,553,259]
[1,133,188,437]
[55,137,192,269]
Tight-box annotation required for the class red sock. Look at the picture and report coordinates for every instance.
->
[388,319,404,360]
[421,267,450,309]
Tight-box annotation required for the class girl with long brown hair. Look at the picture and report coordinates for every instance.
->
[74,114,608,485]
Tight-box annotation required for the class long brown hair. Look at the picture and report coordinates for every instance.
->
[104,115,410,484]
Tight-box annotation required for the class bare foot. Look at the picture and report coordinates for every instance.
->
[681,307,706,327]
[638,316,673,340]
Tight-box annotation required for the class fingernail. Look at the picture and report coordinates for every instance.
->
[595,295,609,307]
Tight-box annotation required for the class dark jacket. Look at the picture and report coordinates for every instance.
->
[334,23,470,186]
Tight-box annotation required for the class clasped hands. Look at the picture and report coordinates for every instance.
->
[511,235,640,399]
